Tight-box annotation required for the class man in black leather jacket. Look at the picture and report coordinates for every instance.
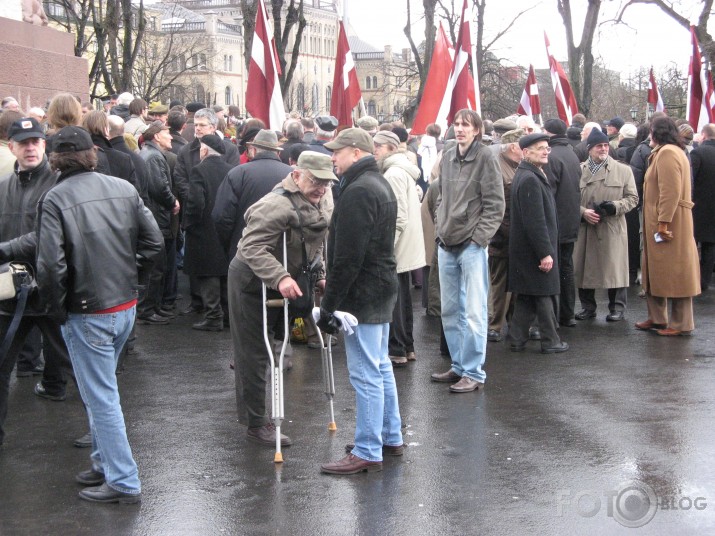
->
[36,126,162,504]
[0,118,73,446]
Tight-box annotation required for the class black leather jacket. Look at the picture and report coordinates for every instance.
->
[0,157,60,316]
[36,169,163,321]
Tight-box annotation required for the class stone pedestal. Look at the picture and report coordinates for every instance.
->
[0,16,89,110]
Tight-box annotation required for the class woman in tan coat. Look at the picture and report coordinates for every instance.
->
[636,117,700,335]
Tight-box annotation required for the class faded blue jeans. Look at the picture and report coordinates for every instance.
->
[61,307,140,495]
[345,323,403,462]
[438,242,489,383]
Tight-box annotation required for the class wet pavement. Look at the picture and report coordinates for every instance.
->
[1,280,715,535]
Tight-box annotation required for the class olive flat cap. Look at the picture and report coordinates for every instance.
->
[324,128,374,154]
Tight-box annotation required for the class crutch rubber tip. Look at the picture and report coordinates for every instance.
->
[274,452,284,463]
[328,422,337,431]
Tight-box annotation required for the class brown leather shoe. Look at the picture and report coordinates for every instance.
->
[389,355,408,367]
[656,328,691,337]
[320,454,383,475]
[247,423,292,447]
[449,377,484,393]
[431,369,461,383]
[406,351,416,361]
[344,443,404,456]
[635,319,667,331]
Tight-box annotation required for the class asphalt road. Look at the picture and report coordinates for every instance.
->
[1,282,714,535]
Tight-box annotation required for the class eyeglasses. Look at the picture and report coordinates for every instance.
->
[531,145,551,153]
[305,175,332,188]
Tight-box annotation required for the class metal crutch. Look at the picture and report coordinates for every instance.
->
[316,328,337,431]
[263,233,289,464]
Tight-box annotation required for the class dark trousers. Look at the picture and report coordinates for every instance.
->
[578,287,627,313]
[229,261,282,428]
[189,275,203,310]
[558,242,576,323]
[0,315,72,444]
[16,326,42,372]
[197,275,227,320]
[509,294,561,349]
[626,207,641,277]
[388,272,414,357]
[162,237,178,307]
[701,242,715,290]
[138,242,167,317]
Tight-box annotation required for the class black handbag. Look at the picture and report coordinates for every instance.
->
[0,262,36,360]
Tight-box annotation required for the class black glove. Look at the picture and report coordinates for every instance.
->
[591,203,606,220]
[0,242,11,263]
[317,308,340,335]
[599,201,617,216]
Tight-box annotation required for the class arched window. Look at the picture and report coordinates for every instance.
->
[372,76,378,88]
[325,85,332,113]
[225,86,232,105]
[196,85,205,103]
[367,100,376,116]
[366,77,371,90]
[312,83,320,113]
[229,55,233,72]
[297,83,305,112]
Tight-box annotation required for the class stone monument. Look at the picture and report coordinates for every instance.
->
[0,0,88,111]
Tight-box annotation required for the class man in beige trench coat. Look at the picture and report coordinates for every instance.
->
[636,116,700,336]
[573,129,638,322]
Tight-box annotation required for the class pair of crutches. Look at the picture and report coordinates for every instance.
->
[262,233,336,464]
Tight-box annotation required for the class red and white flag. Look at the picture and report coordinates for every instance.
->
[411,23,452,135]
[436,0,479,128]
[517,64,541,117]
[544,32,578,125]
[330,21,362,127]
[687,26,714,131]
[647,67,665,113]
[245,0,285,131]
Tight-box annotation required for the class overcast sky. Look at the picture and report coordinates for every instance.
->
[346,0,709,76]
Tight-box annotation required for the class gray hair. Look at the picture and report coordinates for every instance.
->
[200,142,221,157]
[194,108,218,127]
[284,120,304,141]
[315,127,334,140]
[107,115,125,137]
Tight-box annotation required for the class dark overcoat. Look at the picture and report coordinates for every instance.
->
[184,155,233,276]
[544,136,581,243]
[690,139,715,243]
[508,160,560,296]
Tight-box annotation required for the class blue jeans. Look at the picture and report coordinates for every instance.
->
[438,243,489,383]
[345,323,402,462]
[61,307,140,495]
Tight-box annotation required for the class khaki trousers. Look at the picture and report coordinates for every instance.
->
[645,294,695,332]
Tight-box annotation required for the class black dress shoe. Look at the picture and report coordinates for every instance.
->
[560,319,577,327]
[180,305,204,316]
[192,319,223,332]
[16,364,44,377]
[487,329,502,342]
[136,313,169,325]
[33,382,66,401]
[528,327,541,340]
[78,483,141,504]
[76,469,105,486]
[575,310,596,320]
[541,342,569,354]
[606,311,625,322]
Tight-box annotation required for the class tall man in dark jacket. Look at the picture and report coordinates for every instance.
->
[508,133,568,353]
[212,130,291,261]
[184,134,232,331]
[108,115,149,204]
[0,118,73,445]
[319,128,403,475]
[431,109,505,393]
[691,123,715,290]
[36,126,162,504]
[543,118,582,327]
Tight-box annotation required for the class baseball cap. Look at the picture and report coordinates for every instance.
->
[7,118,45,142]
[52,126,94,153]
[297,151,337,181]
[324,128,374,154]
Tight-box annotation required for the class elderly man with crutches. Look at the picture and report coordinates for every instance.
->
[227,151,335,450]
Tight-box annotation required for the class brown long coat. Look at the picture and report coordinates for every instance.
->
[642,144,700,297]
[573,157,638,288]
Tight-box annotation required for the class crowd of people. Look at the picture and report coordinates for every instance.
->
[0,90,711,499]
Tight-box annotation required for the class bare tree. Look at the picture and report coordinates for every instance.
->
[556,0,601,117]
[240,0,307,95]
[616,0,715,61]
[403,0,438,123]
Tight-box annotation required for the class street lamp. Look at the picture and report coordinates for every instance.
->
[629,106,638,122]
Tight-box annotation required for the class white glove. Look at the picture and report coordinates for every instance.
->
[312,307,359,335]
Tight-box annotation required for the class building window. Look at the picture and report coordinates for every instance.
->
[325,86,332,112]
[197,85,205,104]
[372,76,378,88]
[229,55,233,72]
[368,100,376,116]
[366,77,371,90]
[297,83,305,112]
[225,86,232,105]
[312,83,319,113]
